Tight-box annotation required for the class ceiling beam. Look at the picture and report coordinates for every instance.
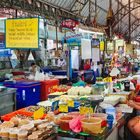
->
[0,0,81,20]
[124,19,140,35]
[113,0,140,27]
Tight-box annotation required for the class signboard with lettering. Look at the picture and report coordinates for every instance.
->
[5,18,39,49]
[61,19,79,30]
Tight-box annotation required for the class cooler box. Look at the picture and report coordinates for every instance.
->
[4,81,41,109]
[41,79,59,101]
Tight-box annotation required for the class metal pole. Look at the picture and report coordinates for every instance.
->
[89,0,91,24]
[44,19,47,49]
[55,9,58,50]
[128,0,131,43]
[95,0,97,14]
[117,0,120,32]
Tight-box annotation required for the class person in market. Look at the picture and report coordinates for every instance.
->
[127,99,140,139]
[123,56,132,73]
[57,57,66,70]
[83,59,91,70]
[29,62,40,76]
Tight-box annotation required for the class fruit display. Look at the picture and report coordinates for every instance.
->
[54,95,79,103]
[52,85,71,93]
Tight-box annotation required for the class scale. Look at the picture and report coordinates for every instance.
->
[79,95,104,113]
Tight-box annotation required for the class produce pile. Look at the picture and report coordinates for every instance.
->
[52,85,71,92]
[67,87,92,96]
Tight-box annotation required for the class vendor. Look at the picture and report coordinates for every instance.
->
[123,57,132,73]
[84,59,91,70]
[29,62,40,75]
[127,100,140,139]
[57,58,66,69]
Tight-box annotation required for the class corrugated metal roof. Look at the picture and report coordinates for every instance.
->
[41,0,140,40]
[43,0,74,11]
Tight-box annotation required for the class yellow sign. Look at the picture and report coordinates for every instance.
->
[6,18,39,49]
[80,107,93,115]
[68,100,74,107]
[59,104,68,112]
[103,77,112,83]
[79,107,86,115]
[33,107,44,120]
[100,41,104,51]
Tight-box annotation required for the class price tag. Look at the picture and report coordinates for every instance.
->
[88,107,94,114]
[103,77,112,83]
[52,100,59,111]
[33,107,45,120]
[68,100,74,107]
[100,41,104,51]
[80,107,86,115]
[80,107,93,115]
[59,104,68,112]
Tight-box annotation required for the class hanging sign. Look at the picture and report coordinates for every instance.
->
[81,39,92,59]
[61,19,79,30]
[6,18,39,49]
[100,41,104,51]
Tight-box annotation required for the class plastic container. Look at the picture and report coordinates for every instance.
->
[106,107,116,123]
[107,114,114,129]
[0,88,16,116]
[135,96,140,102]
[59,115,73,131]
[28,134,38,140]
[40,79,59,101]
[17,130,28,140]
[1,136,9,140]
[92,113,107,121]
[37,123,48,130]
[33,120,42,127]
[9,129,19,139]
[92,113,107,127]
[9,138,17,140]
[1,128,9,137]
[32,131,43,138]
[4,81,41,109]
[81,117,102,134]
[20,123,34,131]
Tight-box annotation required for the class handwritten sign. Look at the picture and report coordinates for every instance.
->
[6,18,39,49]
[80,107,93,115]
[59,104,68,112]
[33,107,44,120]
[103,77,112,83]
[68,100,74,107]
[100,41,104,51]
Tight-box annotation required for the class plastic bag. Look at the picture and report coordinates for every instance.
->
[69,116,82,133]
